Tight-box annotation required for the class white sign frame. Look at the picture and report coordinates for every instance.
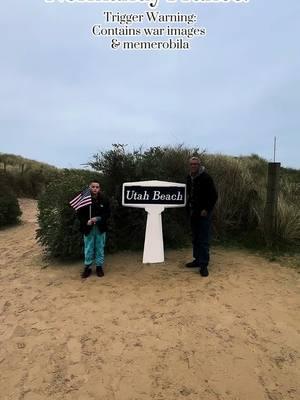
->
[122,180,186,263]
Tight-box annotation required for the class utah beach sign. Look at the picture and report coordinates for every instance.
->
[124,185,185,205]
[122,180,186,263]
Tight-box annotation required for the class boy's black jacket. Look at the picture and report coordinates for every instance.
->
[76,194,110,235]
[186,171,218,217]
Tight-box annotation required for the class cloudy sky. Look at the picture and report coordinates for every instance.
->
[1,0,299,168]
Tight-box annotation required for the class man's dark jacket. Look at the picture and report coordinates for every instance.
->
[77,194,110,235]
[186,170,218,218]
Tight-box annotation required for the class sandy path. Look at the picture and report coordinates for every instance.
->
[0,199,299,400]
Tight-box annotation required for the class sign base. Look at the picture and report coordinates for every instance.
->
[143,206,164,263]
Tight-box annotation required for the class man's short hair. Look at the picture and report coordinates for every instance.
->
[189,157,200,164]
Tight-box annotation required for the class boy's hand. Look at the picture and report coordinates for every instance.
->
[87,217,98,225]
[87,217,100,225]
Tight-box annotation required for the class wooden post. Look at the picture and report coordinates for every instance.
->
[264,162,281,245]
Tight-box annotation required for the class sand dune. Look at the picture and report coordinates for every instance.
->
[0,199,299,400]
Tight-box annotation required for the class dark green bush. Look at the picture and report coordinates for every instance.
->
[0,179,22,227]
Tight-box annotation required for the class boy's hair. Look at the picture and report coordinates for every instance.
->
[89,179,101,185]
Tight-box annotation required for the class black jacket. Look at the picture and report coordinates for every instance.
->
[186,170,218,217]
[76,194,110,235]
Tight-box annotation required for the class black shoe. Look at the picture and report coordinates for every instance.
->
[81,266,92,279]
[200,266,209,277]
[186,260,199,268]
[96,266,104,277]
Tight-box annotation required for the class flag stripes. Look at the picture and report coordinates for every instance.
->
[69,188,92,211]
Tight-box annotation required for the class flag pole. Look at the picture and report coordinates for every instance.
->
[89,187,92,220]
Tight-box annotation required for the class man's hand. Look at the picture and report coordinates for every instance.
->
[200,209,208,217]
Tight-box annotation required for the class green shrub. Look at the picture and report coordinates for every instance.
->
[0,183,22,227]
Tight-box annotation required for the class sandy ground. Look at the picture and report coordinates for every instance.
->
[0,199,299,400]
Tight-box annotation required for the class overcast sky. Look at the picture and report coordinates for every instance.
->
[1,0,299,168]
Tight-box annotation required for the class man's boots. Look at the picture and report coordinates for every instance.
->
[185,260,199,268]
[200,265,209,277]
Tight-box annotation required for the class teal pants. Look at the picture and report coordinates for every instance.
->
[84,225,106,267]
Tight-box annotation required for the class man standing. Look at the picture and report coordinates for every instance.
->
[186,157,218,277]
[76,180,110,279]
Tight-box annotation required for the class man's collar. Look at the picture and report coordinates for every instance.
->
[190,166,205,178]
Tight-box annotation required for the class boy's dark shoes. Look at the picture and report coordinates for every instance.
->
[200,266,209,277]
[96,266,104,277]
[81,266,92,279]
[186,260,199,268]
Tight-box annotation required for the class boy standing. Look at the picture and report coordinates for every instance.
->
[76,180,110,279]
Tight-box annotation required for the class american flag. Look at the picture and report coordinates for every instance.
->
[69,187,92,211]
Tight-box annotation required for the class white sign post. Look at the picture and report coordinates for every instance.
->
[122,180,186,263]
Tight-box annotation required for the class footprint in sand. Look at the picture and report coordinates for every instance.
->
[12,325,27,337]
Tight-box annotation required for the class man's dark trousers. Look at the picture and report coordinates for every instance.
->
[191,213,212,267]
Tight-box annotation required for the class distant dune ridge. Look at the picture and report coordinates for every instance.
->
[0,152,57,173]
